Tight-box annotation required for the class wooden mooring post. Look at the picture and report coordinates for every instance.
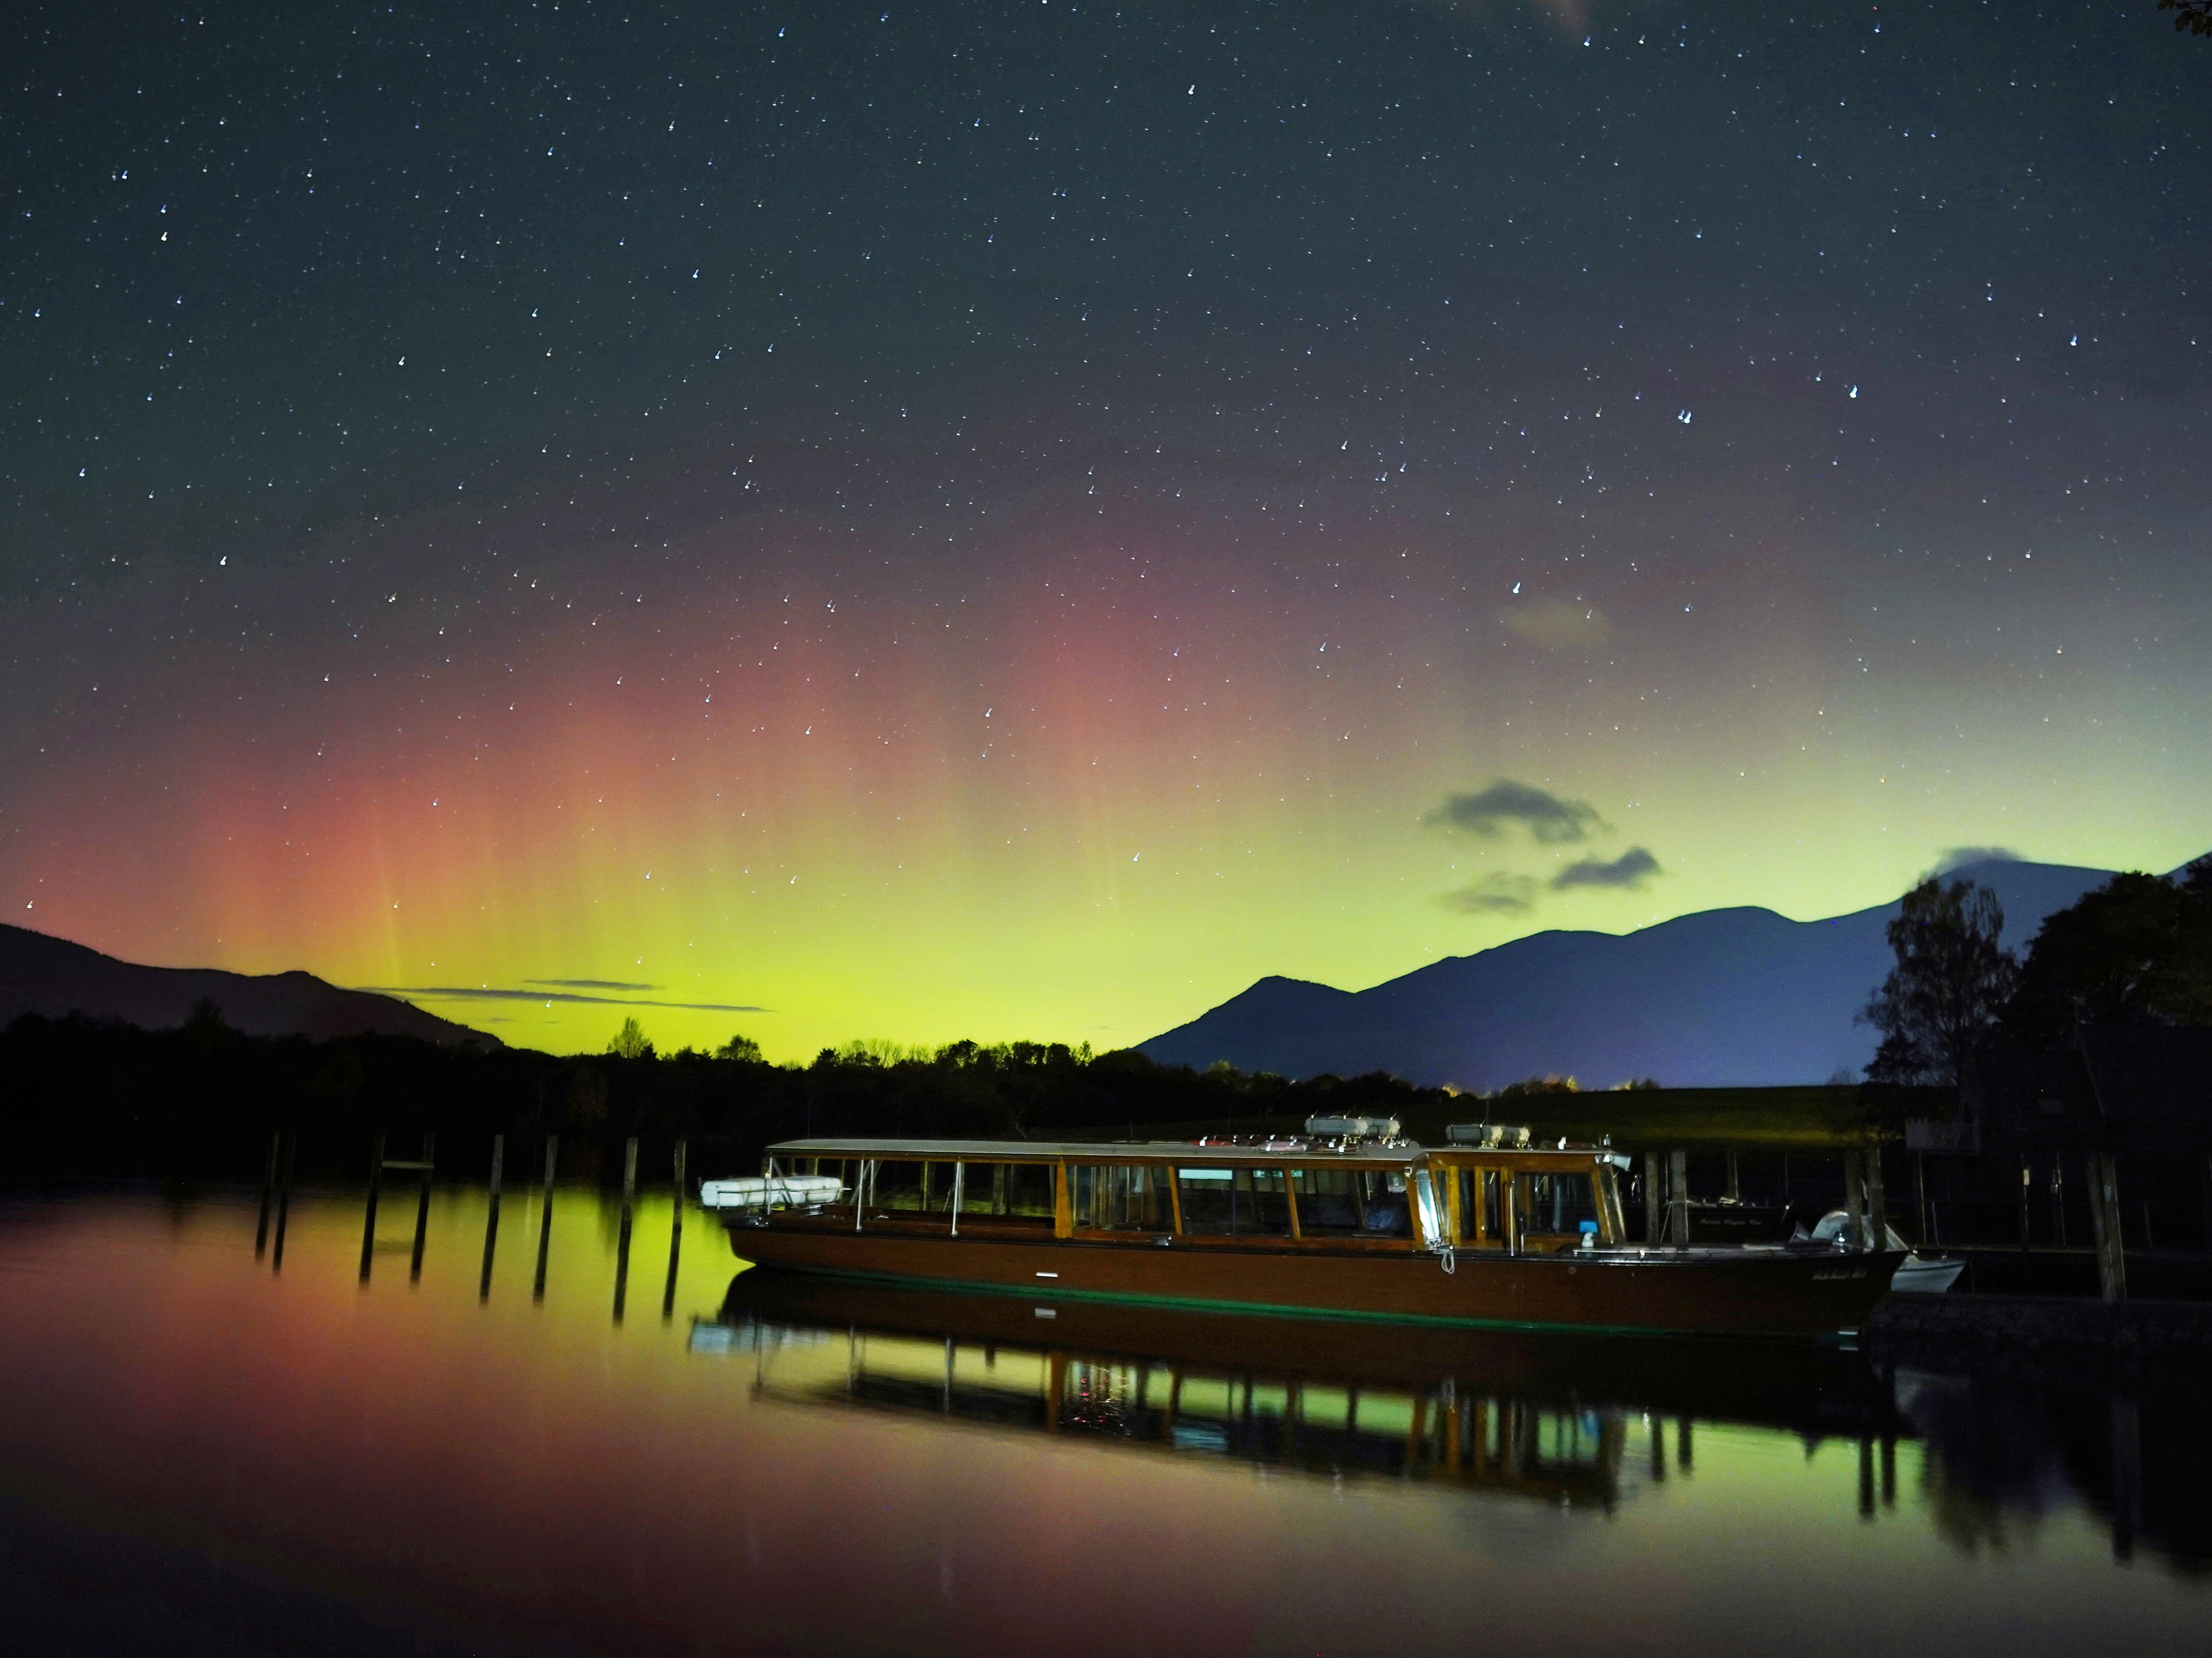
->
[1843,1150,1868,1252]
[2085,1150,2127,1303]
[1642,1152,1663,1245]
[1864,1148,1888,1251]
[532,1134,558,1304]
[478,1134,504,1302]
[1665,1150,1689,1248]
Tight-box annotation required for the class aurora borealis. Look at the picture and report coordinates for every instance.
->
[5,0,2209,1058]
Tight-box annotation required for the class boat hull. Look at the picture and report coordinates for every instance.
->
[719,1222,1900,1338]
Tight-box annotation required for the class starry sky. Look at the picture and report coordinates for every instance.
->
[5,0,2209,1058]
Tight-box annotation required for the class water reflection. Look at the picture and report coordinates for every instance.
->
[0,1188,2199,1658]
[700,1273,1919,1514]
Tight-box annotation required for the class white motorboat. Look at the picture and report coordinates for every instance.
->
[1805,1210,1965,1294]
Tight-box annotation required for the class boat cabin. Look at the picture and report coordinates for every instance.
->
[712,1137,1632,1256]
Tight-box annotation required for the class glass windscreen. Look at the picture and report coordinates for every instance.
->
[1175,1167,1293,1237]
[1291,1168,1412,1238]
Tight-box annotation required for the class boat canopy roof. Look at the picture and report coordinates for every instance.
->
[766,1136,1625,1167]
[767,1136,1417,1165]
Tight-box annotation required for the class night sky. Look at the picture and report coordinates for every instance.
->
[6,0,2209,1057]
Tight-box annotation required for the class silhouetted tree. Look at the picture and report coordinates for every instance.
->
[605,1016,655,1060]
[2003,859,2212,1043]
[2159,0,2212,38]
[713,1033,763,1062]
[1861,877,2016,1086]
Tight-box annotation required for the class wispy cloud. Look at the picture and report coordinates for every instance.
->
[1424,779,1602,844]
[1550,847,1662,891]
[369,985,769,1013]
[1439,874,1541,914]
[527,977,659,991]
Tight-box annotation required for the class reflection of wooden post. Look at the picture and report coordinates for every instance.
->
[1880,1434,1896,1509]
[662,1140,686,1320]
[1675,1417,1693,1474]
[359,1134,385,1282]
[1856,1436,1875,1520]
[2110,1393,2140,1563]
[271,1132,296,1272]
[479,1134,504,1302]
[409,1133,435,1283]
[533,1135,557,1303]
[1045,1352,1067,1433]
[1666,1150,1689,1248]
[1648,1415,1665,1483]
[1643,1152,1662,1244]
[255,1130,281,1257]
[2087,1151,2127,1303]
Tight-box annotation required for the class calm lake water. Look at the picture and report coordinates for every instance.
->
[0,1185,2203,1656]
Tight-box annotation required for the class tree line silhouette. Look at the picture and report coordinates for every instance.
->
[1862,858,2212,1086]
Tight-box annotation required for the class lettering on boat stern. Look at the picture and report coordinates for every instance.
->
[1813,1267,1870,1280]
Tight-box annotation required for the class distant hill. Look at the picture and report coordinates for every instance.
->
[1141,857,2153,1089]
[0,925,501,1048]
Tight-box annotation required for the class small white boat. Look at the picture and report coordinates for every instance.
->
[1805,1210,1965,1294]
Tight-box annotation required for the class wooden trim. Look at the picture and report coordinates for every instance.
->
[1052,1161,1072,1239]
[1283,1168,1303,1241]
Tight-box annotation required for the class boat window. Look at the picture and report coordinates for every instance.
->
[1069,1164,1174,1233]
[1176,1166,1293,1236]
[1456,1169,1505,1246]
[866,1160,950,1224]
[951,1163,1054,1225]
[1517,1172,1598,1242]
[1290,1168,1409,1237]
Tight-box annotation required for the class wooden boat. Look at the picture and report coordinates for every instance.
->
[704,1127,1904,1339]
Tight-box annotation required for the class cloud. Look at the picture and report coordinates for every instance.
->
[1932,846,2026,875]
[1439,874,1541,914]
[1550,847,1662,891]
[370,985,769,1012]
[528,977,659,991]
[1425,779,1602,843]
[1501,596,1612,650]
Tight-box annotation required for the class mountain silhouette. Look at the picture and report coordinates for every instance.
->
[0,925,501,1048]
[1140,857,2153,1088]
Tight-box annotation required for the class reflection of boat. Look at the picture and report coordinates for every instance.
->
[703,1275,1637,1504]
[705,1131,1904,1338]
[1806,1211,1965,1294]
[707,1271,1909,1446]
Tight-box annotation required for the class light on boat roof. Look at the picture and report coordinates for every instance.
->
[1302,1114,1400,1140]
[1445,1123,1531,1148]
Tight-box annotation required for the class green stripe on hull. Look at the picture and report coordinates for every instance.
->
[737,1258,1846,1343]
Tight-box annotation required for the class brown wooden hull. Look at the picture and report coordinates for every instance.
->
[719,1221,1899,1338]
